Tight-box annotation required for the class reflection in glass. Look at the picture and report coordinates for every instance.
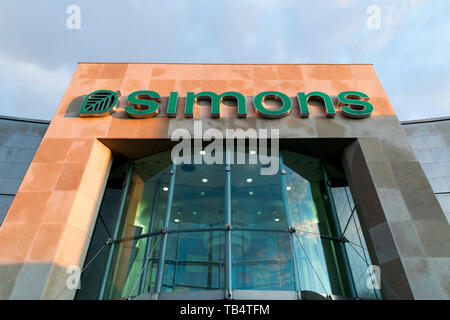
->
[294,233,350,296]
[233,231,295,290]
[332,187,380,299]
[103,151,172,299]
[231,156,288,230]
[168,161,225,230]
[162,232,224,292]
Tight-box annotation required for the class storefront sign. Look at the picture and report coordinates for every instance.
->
[80,90,373,119]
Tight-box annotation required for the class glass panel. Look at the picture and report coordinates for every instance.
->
[168,162,225,230]
[331,187,353,231]
[132,152,172,235]
[344,225,378,299]
[294,232,349,296]
[106,235,160,299]
[332,186,380,299]
[162,231,224,292]
[75,184,123,299]
[232,231,295,291]
[100,152,172,299]
[137,179,168,234]
[282,150,337,238]
[231,152,288,230]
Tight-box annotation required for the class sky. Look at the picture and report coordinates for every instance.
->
[0,0,448,121]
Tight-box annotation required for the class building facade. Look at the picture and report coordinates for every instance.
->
[3,116,447,229]
[0,63,449,300]
[403,118,450,224]
[0,116,49,225]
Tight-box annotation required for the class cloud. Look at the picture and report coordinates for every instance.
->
[0,54,72,120]
[0,0,448,120]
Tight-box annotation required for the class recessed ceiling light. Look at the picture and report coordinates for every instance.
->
[163,187,169,191]
[246,178,253,183]
[257,211,262,215]
[274,218,280,222]
[250,150,257,155]
[200,191,205,196]
[249,191,254,195]
[202,178,208,183]
[192,211,198,216]
[286,186,291,191]
[174,218,180,223]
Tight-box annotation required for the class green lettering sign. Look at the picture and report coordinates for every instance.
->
[125,90,161,118]
[80,90,120,117]
[253,91,291,118]
[185,91,246,118]
[297,91,336,118]
[167,91,179,118]
[79,89,374,120]
[337,91,374,118]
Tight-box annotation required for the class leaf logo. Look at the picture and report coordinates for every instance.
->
[80,90,121,117]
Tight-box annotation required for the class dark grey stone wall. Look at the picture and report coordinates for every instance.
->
[402,118,450,223]
[337,116,450,300]
[0,116,49,225]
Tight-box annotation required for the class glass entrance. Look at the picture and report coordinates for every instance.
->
[76,148,380,300]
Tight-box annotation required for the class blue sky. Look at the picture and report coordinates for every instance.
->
[0,0,448,121]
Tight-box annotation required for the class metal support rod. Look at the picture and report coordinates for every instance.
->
[154,162,177,294]
[98,163,134,300]
[342,206,357,237]
[139,179,162,294]
[224,151,232,298]
[320,162,357,298]
[279,156,301,291]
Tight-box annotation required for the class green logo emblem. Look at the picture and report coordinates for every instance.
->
[80,90,121,117]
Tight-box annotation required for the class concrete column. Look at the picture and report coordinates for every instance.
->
[0,139,112,299]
